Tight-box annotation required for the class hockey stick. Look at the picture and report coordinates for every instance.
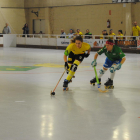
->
[94,66,108,93]
[50,70,66,95]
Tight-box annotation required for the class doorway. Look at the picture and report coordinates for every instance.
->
[33,19,45,34]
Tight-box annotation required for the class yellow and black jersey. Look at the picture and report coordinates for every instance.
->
[64,42,90,56]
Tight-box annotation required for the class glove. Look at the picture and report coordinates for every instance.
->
[91,60,97,67]
[84,53,90,58]
[64,62,69,70]
[110,63,122,73]
[116,63,122,70]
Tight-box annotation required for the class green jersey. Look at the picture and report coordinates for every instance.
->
[97,45,125,61]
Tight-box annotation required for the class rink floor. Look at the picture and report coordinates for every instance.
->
[0,47,140,140]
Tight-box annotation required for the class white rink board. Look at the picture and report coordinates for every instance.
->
[57,38,70,46]
[3,34,16,47]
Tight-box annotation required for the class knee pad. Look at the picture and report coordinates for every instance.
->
[71,64,78,72]
[110,64,117,73]
[70,60,80,72]
[99,69,105,74]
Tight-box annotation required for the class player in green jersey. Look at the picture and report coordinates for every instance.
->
[90,39,126,89]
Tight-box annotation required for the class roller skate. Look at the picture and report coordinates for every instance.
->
[104,78,114,89]
[63,79,69,91]
[90,77,101,86]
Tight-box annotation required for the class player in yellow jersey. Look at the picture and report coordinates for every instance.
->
[63,36,91,90]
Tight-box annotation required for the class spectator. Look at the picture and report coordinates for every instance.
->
[132,21,140,40]
[84,29,92,39]
[67,29,74,38]
[100,30,104,39]
[109,29,115,40]
[39,31,43,34]
[74,29,83,37]
[22,23,29,37]
[60,29,66,38]
[103,30,108,39]
[2,23,11,34]
[118,30,123,40]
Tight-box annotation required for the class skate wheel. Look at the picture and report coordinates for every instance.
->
[63,88,66,91]
[90,82,95,86]
[111,86,114,89]
[104,86,114,89]
[63,87,69,91]
[105,86,109,89]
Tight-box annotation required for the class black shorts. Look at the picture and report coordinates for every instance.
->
[68,51,85,63]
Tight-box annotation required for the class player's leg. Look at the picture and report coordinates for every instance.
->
[104,60,115,89]
[67,52,75,74]
[66,59,81,81]
[90,57,111,85]
[63,52,75,90]
[63,53,85,90]
[67,53,85,81]
[105,59,122,89]
[90,67,107,85]
[63,60,81,90]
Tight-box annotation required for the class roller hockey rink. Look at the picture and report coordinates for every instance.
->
[0,47,140,140]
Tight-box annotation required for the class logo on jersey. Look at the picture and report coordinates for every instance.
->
[113,53,116,55]
[79,56,82,59]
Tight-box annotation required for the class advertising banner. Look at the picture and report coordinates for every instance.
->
[112,0,139,3]
[137,40,140,49]
[93,39,107,48]
[115,40,137,48]
[83,39,94,48]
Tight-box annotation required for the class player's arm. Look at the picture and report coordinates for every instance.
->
[120,57,126,65]
[94,52,98,60]
[91,53,98,67]
[63,55,67,62]
[115,49,126,70]
[84,44,91,58]
[63,45,72,69]
[91,46,105,67]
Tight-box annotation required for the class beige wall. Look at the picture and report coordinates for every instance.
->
[0,0,24,7]
[27,3,128,35]
[1,0,140,35]
[0,0,26,34]
[25,8,48,34]
[0,9,26,34]
[52,4,126,35]
[132,3,140,27]
[24,0,112,8]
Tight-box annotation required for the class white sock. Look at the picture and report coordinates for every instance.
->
[110,72,115,80]
[98,69,107,78]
